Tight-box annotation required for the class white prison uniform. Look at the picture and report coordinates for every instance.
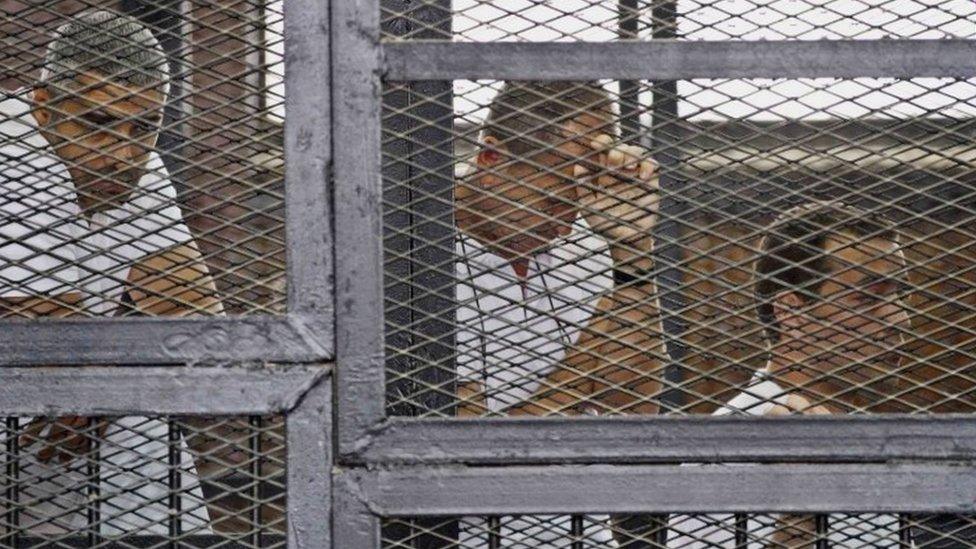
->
[666,373,902,548]
[0,92,209,536]
[455,160,616,546]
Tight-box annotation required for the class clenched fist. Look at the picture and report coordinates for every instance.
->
[574,135,660,266]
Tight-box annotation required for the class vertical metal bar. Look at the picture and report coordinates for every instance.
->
[898,515,912,548]
[650,0,686,414]
[381,0,456,418]
[4,418,18,548]
[618,0,641,145]
[380,2,458,547]
[333,471,379,549]
[334,0,387,458]
[167,420,182,548]
[652,515,668,548]
[616,6,667,545]
[734,514,748,549]
[86,419,101,547]
[285,0,335,325]
[286,376,332,549]
[250,415,264,548]
[571,515,584,549]
[815,515,829,549]
[487,516,501,549]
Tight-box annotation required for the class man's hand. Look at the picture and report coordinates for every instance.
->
[574,135,660,268]
[19,417,109,464]
[457,381,489,417]
[765,393,831,548]
[765,393,833,416]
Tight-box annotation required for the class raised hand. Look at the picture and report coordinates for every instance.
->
[574,134,660,268]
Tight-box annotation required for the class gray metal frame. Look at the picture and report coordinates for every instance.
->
[0,0,334,547]
[331,0,976,541]
[0,0,334,366]
[335,31,976,462]
[0,365,332,549]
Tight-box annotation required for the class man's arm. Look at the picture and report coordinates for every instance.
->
[507,268,666,416]
[509,137,666,416]
[125,242,223,316]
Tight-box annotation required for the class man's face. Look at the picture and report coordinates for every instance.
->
[776,232,911,399]
[32,73,164,212]
[462,113,608,269]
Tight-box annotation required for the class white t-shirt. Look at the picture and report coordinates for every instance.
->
[0,91,208,535]
[455,164,617,547]
[667,374,903,548]
[455,224,613,413]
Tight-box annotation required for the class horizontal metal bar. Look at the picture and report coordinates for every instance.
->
[350,463,976,515]
[0,365,330,415]
[383,39,976,80]
[0,313,332,365]
[353,416,976,464]
[12,535,285,548]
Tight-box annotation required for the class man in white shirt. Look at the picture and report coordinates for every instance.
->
[454,81,665,547]
[0,10,222,537]
[455,81,665,419]
[668,202,913,548]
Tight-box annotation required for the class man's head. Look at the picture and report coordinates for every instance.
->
[755,202,911,400]
[31,10,168,213]
[460,81,615,270]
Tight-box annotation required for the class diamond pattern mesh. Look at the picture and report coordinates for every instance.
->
[1,415,286,547]
[0,0,285,318]
[381,0,976,42]
[383,75,976,418]
[383,514,976,548]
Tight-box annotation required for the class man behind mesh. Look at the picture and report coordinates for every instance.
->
[456,81,664,418]
[668,202,912,547]
[455,81,665,547]
[0,10,224,536]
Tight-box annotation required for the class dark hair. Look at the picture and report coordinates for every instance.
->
[483,81,613,158]
[755,202,897,344]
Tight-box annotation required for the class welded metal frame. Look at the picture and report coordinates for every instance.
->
[335,12,976,463]
[0,0,334,547]
[331,0,976,542]
[0,0,334,366]
[0,365,332,549]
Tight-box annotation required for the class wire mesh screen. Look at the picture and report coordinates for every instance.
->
[382,74,976,418]
[0,0,285,318]
[380,0,976,42]
[1,414,285,547]
[383,513,976,548]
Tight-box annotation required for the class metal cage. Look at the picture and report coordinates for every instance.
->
[335,0,976,548]
[3,0,976,547]
[0,0,330,547]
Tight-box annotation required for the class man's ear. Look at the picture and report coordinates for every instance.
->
[773,291,805,332]
[476,135,506,168]
[31,86,51,127]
